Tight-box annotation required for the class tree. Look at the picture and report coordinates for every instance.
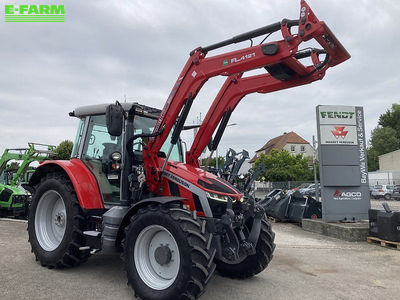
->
[54,140,74,160]
[200,156,225,168]
[378,103,400,138]
[367,148,379,172]
[6,161,20,171]
[369,127,400,155]
[254,149,313,182]
[367,103,400,171]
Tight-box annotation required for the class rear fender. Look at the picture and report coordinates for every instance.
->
[115,196,185,246]
[29,159,104,210]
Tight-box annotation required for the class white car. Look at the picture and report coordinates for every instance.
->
[371,185,394,200]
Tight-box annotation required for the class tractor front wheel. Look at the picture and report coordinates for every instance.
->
[123,204,216,299]
[216,216,275,279]
[28,173,89,268]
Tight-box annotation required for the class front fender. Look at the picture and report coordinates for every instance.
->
[29,158,104,210]
[116,196,185,246]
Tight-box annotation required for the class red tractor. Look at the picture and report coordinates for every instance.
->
[28,1,349,299]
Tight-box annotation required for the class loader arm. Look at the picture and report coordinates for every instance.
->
[0,143,54,186]
[143,0,350,192]
[0,150,27,177]
[187,54,328,166]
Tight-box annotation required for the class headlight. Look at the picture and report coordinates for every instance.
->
[206,192,230,202]
[111,151,122,161]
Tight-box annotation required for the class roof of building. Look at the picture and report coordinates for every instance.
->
[249,131,310,163]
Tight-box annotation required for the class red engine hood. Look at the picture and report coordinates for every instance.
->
[164,161,242,198]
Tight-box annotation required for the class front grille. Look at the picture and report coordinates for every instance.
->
[207,197,243,218]
[0,188,13,202]
[12,195,26,205]
[207,198,227,217]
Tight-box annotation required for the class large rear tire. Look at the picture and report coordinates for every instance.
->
[216,216,275,279]
[28,173,89,268]
[122,204,216,300]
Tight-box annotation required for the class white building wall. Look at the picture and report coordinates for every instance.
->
[283,143,313,158]
[379,149,400,171]
[368,171,400,186]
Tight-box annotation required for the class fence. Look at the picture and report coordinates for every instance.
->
[255,181,317,195]
[369,179,400,187]
[369,171,400,187]
[256,178,400,193]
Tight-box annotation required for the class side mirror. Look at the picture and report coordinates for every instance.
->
[106,104,124,136]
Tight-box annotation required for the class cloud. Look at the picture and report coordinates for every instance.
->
[1,0,399,160]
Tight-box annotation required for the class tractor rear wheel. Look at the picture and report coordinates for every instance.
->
[122,204,216,300]
[28,173,89,268]
[216,216,275,279]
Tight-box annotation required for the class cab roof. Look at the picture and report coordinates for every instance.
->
[69,102,161,118]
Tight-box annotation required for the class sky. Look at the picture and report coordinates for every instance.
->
[1,0,399,160]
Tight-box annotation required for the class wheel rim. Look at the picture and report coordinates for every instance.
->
[34,190,67,251]
[134,225,180,290]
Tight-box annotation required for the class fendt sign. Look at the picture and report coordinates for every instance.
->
[319,106,358,145]
[319,111,355,122]
[316,105,370,222]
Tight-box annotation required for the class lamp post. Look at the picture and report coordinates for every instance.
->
[312,135,320,201]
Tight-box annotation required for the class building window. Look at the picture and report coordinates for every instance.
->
[301,145,305,152]
[291,145,295,152]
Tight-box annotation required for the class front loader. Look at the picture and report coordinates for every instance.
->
[28,1,350,299]
[0,143,54,218]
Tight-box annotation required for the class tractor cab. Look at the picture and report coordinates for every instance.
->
[69,102,183,205]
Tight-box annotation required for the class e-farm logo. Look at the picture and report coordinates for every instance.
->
[4,4,65,22]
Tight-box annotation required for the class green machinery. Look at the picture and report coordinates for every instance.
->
[0,143,55,218]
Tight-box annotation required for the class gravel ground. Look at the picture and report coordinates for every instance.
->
[1,218,399,300]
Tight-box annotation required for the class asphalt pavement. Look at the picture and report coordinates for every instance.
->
[1,218,399,300]
[370,199,400,210]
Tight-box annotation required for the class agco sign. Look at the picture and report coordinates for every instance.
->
[333,189,362,200]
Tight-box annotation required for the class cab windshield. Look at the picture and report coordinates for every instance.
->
[0,171,12,185]
[80,114,182,204]
[0,172,6,185]
[132,116,183,161]
[81,115,183,162]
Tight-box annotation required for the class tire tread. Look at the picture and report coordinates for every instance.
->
[28,172,89,269]
[122,204,216,299]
